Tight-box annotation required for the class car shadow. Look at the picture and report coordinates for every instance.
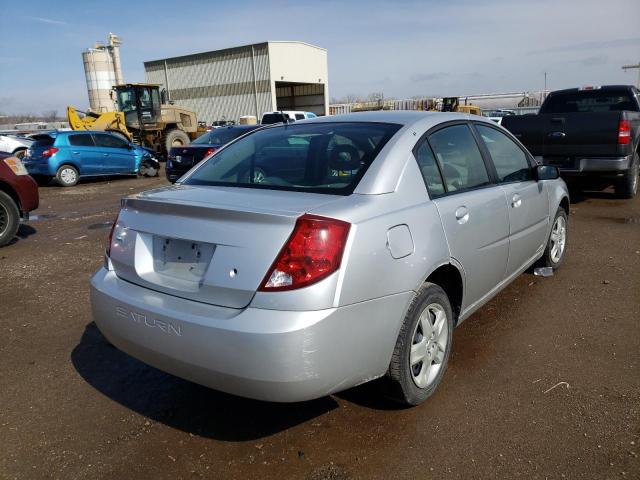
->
[5,223,37,246]
[71,322,339,441]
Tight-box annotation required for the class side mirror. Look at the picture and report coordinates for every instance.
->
[535,165,560,181]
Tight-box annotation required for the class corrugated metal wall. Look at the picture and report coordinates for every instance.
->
[145,44,273,123]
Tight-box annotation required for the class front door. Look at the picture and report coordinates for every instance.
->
[92,134,136,174]
[426,124,510,310]
[474,124,550,276]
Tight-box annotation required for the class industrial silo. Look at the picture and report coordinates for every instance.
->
[82,33,123,112]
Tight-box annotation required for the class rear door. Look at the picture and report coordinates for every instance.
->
[474,123,549,276]
[67,134,100,174]
[425,123,510,310]
[93,134,136,173]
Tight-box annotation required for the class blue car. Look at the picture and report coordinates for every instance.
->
[23,131,160,187]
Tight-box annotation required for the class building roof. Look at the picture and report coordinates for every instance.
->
[144,41,325,66]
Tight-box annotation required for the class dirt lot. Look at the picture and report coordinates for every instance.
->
[1,170,639,480]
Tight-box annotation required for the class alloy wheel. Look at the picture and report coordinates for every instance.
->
[550,215,566,263]
[410,303,449,388]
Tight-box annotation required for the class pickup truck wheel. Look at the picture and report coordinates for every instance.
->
[0,191,20,247]
[387,282,454,406]
[56,165,79,187]
[538,208,568,269]
[615,153,638,199]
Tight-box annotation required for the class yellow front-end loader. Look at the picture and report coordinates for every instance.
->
[67,83,203,156]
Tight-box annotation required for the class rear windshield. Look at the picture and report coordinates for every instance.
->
[30,134,55,147]
[193,128,253,145]
[183,122,402,195]
[541,90,637,113]
[261,113,291,125]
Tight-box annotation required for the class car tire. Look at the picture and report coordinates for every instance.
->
[387,282,454,406]
[0,190,20,247]
[164,129,190,153]
[13,148,27,160]
[615,153,638,199]
[537,207,568,269]
[56,165,79,187]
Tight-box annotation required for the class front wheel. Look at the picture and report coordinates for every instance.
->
[537,207,568,269]
[56,165,79,187]
[387,283,454,406]
[139,159,159,177]
[0,190,20,247]
[164,129,190,153]
[13,149,27,160]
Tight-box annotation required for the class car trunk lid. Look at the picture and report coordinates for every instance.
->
[109,185,343,309]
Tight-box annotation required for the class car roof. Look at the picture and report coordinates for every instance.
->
[308,110,482,128]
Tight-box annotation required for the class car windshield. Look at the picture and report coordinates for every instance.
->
[541,90,636,113]
[193,128,252,146]
[183,122,402,195]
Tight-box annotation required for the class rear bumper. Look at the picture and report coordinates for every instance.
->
[90,267,411,402]
[543,155,633,177]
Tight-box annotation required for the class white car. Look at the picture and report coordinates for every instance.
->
[0,134,33,159]
[261,111,317,125]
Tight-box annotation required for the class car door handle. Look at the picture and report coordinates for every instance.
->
[511,194,522,208]
[455,206,469,224]
[72,151,80,155]
[548,131,566,139]
[103,153,110,156]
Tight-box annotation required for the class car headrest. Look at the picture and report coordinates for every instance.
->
[329,145,361,171]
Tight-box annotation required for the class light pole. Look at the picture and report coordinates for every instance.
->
[622,62,640,88]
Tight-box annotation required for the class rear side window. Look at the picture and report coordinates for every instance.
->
[184,122,401,195]
[541,90,636,113]
[414,140,445,196]
[68,134,95,147]
[193,128,252,145]
[476,125,532,183]
[295,114,305,120]
[428,125,490,192]
[93,134,129,149]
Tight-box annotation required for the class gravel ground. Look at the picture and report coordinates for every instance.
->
[0,170,638,480]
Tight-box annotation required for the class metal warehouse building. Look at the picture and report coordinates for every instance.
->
[144,41,328,123]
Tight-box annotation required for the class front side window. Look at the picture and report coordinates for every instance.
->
[184,122,401,194]
[414,139,445,196]
[93,134,129,149]
[476,125,532,183]
[428,124,490,192]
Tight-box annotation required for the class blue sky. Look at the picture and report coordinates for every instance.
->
[1,0,639,114]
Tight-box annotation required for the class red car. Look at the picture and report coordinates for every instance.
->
[0,153,39,246]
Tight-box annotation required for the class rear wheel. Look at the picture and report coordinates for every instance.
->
[615,153,638,199]
[387,283,454,406]
[56,165,79,187]
[164,129,190,153]
[0,190,20,247]
[13,148,27,160]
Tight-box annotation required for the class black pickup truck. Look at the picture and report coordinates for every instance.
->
[502,85,640,198]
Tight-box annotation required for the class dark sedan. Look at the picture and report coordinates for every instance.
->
[166,125,260,183]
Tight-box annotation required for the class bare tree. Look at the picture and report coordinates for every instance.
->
[42,110,59,122]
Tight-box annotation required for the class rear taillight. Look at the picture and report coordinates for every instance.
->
[205,147,217,157]
[105,213,120,258]
[259,214,351,291]
[618,120,631,145]
[42,147,59,157]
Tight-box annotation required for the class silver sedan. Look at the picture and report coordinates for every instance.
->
[90,111,569,405]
